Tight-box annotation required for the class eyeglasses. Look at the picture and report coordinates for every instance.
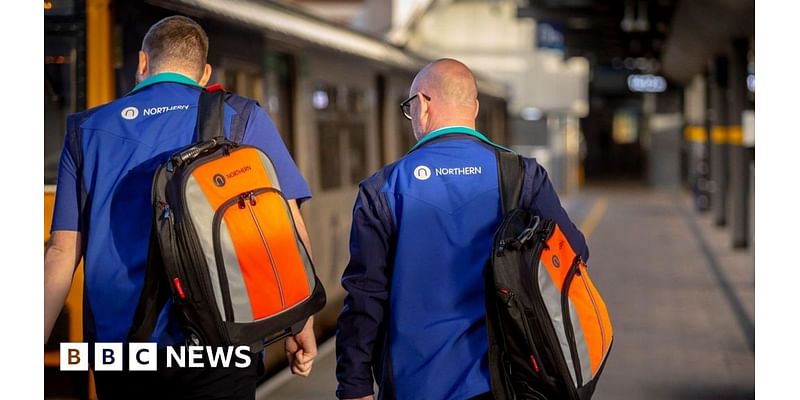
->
[400,93,431,120]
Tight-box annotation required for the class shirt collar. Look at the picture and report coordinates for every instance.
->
[410,125,513,153]
[129,72,201,94]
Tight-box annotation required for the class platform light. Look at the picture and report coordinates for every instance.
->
[312,90,329,110]
[520,107,543,121]
[627,74,667,93]
[747,74,755,92]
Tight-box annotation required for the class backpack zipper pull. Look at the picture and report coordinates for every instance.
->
[248,191,257,206]
[498,288,515,307]
[159,203,171,221]
[238,194,246,209]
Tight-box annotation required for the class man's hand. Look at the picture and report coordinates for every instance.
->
[285,315,317,376]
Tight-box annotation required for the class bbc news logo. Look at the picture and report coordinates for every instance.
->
[59,343,252,371]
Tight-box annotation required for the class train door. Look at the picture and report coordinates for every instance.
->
[295,53,379,325]
[215,53,296,156]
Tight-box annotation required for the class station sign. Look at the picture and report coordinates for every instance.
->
[627,74,667,93]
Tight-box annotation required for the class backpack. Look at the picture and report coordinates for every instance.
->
[129,88,326,350]
[485,152,613,400]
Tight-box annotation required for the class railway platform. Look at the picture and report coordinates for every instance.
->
[257,184,755,400]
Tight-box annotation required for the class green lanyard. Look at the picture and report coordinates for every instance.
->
[409,126,513,153]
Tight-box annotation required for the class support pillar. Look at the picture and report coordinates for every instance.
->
[708,56,729,227]
[684,75,709,211]
[728,38,750,248]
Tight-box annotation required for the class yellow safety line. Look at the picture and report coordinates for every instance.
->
[580,197,608,238]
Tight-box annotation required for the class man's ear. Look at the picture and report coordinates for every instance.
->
[418,92,430,133]
[136,51,148,83]
[419,92,429,118]
[198,64,212,86]
[474,99,480,119]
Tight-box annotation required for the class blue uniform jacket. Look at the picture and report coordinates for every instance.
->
[50,73,311,345]
[335,129,588,400]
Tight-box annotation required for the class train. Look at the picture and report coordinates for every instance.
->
[45,0,510,397]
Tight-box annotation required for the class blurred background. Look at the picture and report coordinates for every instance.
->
[44,0,755,398]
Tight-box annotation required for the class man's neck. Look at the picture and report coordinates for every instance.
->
[428,119,475,133]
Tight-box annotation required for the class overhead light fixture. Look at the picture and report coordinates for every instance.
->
[623,57,636,70]
[621,0,635,32]
[633,0,650,32]
[621,0,649,32]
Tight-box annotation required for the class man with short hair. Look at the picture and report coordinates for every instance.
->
[335,59,588,400]
[45,15,316,399]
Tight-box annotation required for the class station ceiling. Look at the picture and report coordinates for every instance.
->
[516,0,754,84]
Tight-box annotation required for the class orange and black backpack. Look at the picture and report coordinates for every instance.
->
[485,152,613,400]
[129,88,325,350]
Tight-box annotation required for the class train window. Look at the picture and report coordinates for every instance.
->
[315,84,371,191]
[44,0,75,16]
[348,122,367,184]
[220,60,297,154]
[231,71,263,103]
[263,51,295,155]
[318,121,342,190]
[347,89,366,113]
[44,35,78,184]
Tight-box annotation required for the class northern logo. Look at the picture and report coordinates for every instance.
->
[213,174,226,187]
[413,165,431,181]
[121,107,139,120]
[552,255,560,268]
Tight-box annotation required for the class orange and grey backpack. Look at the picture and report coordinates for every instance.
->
[129,88,325,350]
[485,152,613,400]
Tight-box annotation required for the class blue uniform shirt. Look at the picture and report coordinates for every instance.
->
[51,73,311,345]
[336,127,588,400]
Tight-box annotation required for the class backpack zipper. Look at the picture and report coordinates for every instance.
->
[580,262,608,356]
[244,190,286,309]
[212,188,288,322]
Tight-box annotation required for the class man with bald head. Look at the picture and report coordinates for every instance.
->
[336,59,587,400]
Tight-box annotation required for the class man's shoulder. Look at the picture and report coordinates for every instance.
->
[360,159,402,193]
[223,92,259,111]
[521,155,543,172]
[67,98,121,128]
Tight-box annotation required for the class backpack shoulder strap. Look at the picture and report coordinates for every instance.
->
[196,88,259,144]
[224,93,258,144]
[486,149,523,400]
[496,150,524,214]
[196,90,226,142]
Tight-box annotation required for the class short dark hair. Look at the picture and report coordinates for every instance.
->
[142,16,208,79]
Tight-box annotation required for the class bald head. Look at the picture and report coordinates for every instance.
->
[411,58,478,109]
[407,59,480,139]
